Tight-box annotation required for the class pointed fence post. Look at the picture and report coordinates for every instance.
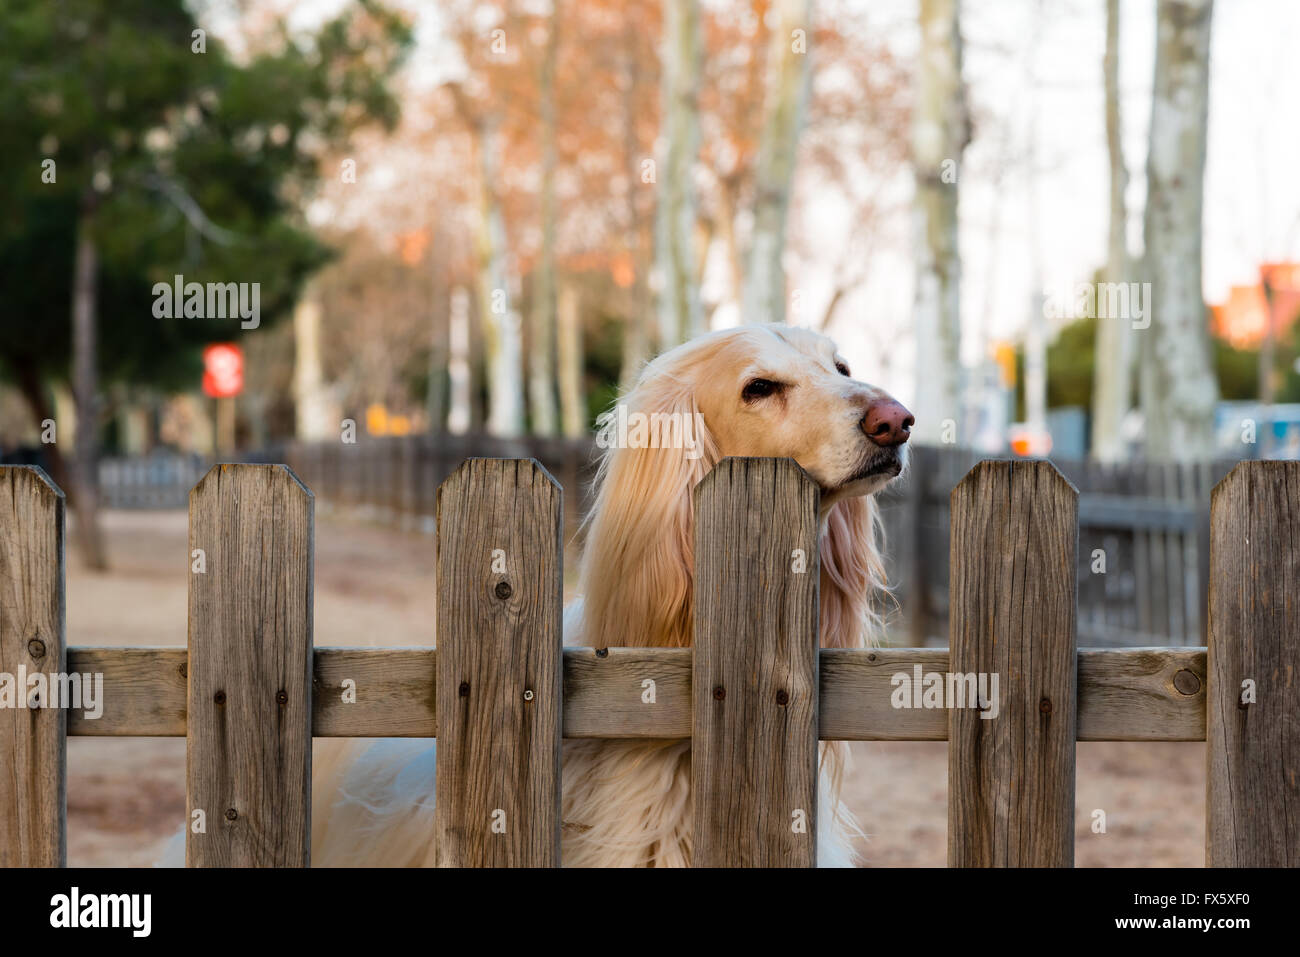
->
[1207,460,1300,866]
[187,464,314,867]
[0,467,66,867]
[948,460,1078,867]
[435,458,563,867]
[692,457,821,867]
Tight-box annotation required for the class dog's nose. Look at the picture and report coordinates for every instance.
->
[862,399,914,447]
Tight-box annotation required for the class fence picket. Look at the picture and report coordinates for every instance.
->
[692,457,820,867]
[435,458,563,867]
[0,467,66,867]
[948,460,1078,867]
[186,464,314,867]
[10,452,1295,869]
[1207,461,1300,866]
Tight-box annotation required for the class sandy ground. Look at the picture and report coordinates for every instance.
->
[65,509,1204,867]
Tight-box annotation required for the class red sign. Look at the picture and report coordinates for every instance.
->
[202,343,244,398]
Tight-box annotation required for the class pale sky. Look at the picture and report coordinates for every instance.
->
[820,0,1300,395]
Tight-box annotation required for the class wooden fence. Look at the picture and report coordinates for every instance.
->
[1,457,1296,867]
[268,437,1241,647]
[99,454,210,509]
[886,446,1240,648]
[97,438,1253,648]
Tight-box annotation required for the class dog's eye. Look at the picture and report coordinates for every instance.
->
[835,361,851,377]
[742,378,781,401]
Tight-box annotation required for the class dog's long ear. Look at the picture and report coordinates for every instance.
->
[818,493,888,650]
[818,491,889,855]
[576,376,719,649]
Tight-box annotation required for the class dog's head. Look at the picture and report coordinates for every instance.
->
[578,324,910,652]
[683,324,912,507]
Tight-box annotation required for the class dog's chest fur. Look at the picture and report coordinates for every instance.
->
[559,738,858,867]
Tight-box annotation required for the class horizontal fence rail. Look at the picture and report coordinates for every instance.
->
[1,458,1296,869]
[60,646,1208,742]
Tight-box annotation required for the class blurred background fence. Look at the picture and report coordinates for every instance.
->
[81,439,1237,649]
[876,447,1237,648]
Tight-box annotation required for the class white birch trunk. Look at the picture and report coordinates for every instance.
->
[447,286,472,435]
[1140,0,1217,461]
[294,291,335,441]
[741,0,814,327]
[529,1,561,436]
[911,0,969,445]
[1091,0,1132,461]
[477,118,525,437]
[654,0,703,349]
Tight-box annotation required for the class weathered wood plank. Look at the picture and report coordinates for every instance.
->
[563,646,691,739]
[692,458,820,867]
[0,467,66,867]
[948,460,1078,867]
[313,647,436,736]
[1076,647,1205,741]
[67,646,187,736]
[435,458,562,867]
[63,645,1209,741]
[1207,461,1300,867]
[187,464,313,867]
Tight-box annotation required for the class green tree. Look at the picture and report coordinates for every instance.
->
[0,0,410,565]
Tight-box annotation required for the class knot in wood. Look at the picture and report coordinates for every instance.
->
[1172,669,1200,696]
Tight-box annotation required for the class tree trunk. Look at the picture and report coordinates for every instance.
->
[654,0,703,350]
[447,286,472,434]
[619,16,652,389]
[1258,267,1277,456]
[1091,0,1132,461]
[13,364,73,497]
[741,0,814,327]
[293,291,335,440]
[1140,0,1217,462]
[911,0,970,445]
[557,281,585,437]
[476,118,524,437]
[426,220,448,433]
[71,193,108,569]
[529,0,561,435]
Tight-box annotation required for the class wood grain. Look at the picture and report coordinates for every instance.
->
[186,465,313,867]
[62,645,1208,741]
[692,458,820,867]
[434,458,562,867]
[1076,647,1205,741]
[312,647,436,736]
[67,646,187,736]
[1207,461,1300,866]
[563,646,692,738]
[0,467,66,867]
[948,460,1078,867]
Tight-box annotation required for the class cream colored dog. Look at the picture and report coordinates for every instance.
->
[168,324,912,867]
